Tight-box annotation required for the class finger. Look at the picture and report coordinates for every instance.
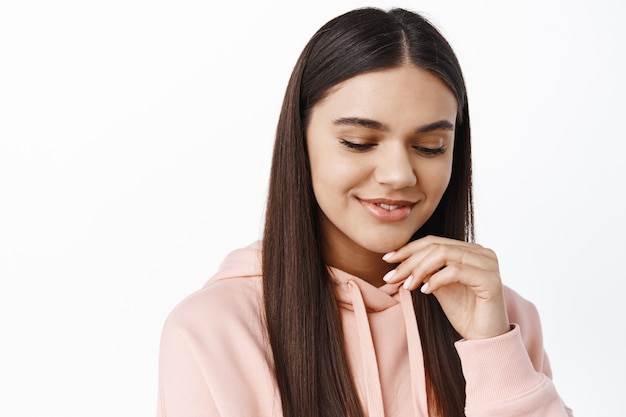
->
[383,243,444,285]
[416,244,497,278]
[382,238,463,284]
[383,235,492,264]
[420,263,501,299]
[382,235,452,262]
[387,243,497,288]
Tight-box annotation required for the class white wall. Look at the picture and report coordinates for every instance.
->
[1,0,623,415]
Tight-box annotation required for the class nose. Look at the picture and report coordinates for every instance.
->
[373,146,417,189]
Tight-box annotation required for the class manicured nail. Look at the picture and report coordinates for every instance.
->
[382,251,395,261]
[403,275,413,290]
[420,282,429,293]
[383,269,396,282]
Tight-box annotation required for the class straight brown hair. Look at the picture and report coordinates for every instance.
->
[263,7,472,417]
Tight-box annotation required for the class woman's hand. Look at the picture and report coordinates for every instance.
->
[382,235,510,340]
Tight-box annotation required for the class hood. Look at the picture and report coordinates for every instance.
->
[329,266,403,312]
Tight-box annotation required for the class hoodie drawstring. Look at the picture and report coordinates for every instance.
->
[348,280,385,417]
[399,287,428,417]
[347,281,428,417]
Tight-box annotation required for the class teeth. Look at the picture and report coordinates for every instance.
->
[377,203,401,211]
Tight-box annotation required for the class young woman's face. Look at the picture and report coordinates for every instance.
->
[306,65,458,257]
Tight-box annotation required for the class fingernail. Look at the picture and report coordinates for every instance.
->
[403,275,413,290]
[382,251,396,261]
[383,269,396,282]
[420,282,429,293]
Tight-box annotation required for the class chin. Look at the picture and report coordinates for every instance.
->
[359,235,414,254]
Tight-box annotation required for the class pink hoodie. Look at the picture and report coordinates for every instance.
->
[157,241,573,416]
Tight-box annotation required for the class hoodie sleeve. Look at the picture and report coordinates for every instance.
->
[454,288,573,417]
[157,316,220,417]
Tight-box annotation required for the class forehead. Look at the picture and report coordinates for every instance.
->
[312,65,458,128]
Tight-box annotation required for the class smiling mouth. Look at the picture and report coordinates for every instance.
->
[376,203,405,211]
[359,199,417,222]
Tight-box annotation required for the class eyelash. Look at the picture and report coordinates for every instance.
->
[339,139,374,151]
[339,139,447,156]
[416,146,447,156]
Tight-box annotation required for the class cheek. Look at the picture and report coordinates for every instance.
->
[417,158,453,195]
[309,150,368,196]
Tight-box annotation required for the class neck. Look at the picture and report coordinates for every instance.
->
[321,237,395,287]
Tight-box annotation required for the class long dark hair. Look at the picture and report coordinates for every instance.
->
[263,7,472,417]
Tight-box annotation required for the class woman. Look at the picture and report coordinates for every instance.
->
[157,7,573,417]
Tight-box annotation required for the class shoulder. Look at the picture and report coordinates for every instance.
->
[164,240,265,333]
[158,274,268,380]
[157,274,278,416]
[161,275,265,351]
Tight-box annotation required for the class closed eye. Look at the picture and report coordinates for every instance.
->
[413,146,447,156]
[339,139,375,152]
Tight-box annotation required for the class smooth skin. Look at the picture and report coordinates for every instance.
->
[306,64,510,340]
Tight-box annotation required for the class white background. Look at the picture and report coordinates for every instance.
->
[1,0,624,416]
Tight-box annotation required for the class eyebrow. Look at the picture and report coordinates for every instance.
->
[333,117,454,133]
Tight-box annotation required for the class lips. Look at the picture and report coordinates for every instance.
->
[359,198,416,222]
